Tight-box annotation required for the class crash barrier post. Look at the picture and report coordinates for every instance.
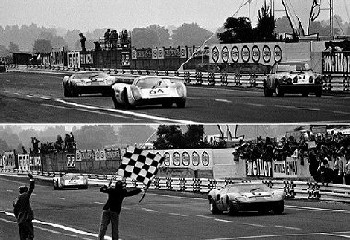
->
[220,72,228,86]
[343,75,350,91]
[249,74,257,88]
[195,71,203,85]
[184,71,191,84]
[262,180,273,188]
[208,72,215,86]
[283,180,296,198]
[307,182,321,200]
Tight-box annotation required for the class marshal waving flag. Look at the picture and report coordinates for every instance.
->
[117,147,164,186]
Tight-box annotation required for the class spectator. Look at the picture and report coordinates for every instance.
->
[98,179,142,240]
[345,158,350,185]
[333,155,344,184]
[104,29,111,49]
[79,33,86,52]
[13,173,35,240]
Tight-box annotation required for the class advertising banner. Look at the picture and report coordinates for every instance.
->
[286,157,298,175]
[209,42,284,65]
[154,149,213,169]
[322,51,350,74]
[273,160,286,178]
[246,159,273,177]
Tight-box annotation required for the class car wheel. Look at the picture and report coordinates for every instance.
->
[112,95,120,109]
[273,201,284,215]
[315,90,322,97]
[264,85,273,97]
[64,87,70,97]
[176,99,186,108]
[302,92,309,97]
[227,201,239,216]
[275,84,284,97]
[209,200,222,215]
[162,102,173,108]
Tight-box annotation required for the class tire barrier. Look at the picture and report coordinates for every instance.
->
[220,73,228,86]
[208,72,215,86]
[343,76,350,92]
[195,71,203,85]
[307,182,321,200]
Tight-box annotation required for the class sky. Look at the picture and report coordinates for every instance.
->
[1,0,349,33]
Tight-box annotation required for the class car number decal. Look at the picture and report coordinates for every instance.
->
[149,89,165,95]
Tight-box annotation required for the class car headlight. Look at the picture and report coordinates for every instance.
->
[176,84,186,97]
[131,86,141,100]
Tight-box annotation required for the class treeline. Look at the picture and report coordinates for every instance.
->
[0,125,156,153]
[0,22,218,55]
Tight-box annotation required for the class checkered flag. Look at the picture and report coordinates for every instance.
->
[117,147,164,186]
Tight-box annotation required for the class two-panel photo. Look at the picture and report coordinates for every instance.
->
[1,0,350,239]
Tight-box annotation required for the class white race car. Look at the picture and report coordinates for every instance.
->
[62,71,116,97]
[53,173,88,190]
[111,76,187,109]
[264,61,323,97]
[208,182,285,215]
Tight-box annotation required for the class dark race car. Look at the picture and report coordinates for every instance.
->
[62,71,116,97]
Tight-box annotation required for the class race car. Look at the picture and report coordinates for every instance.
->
[53,173,88,190]
[208,182,285,215]
[264,61,323,97]
[111,75,187,109]
[62,71,116,97]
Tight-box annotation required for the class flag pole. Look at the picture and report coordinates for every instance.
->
[139,181,152,203]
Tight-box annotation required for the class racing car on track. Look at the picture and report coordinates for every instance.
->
[62,71,116,97]
[208,182,285,215]
[264,61,323,97]
[111,75,187,109]
[53,173,88,190]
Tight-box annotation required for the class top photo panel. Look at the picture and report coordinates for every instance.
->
[1,0,349,123]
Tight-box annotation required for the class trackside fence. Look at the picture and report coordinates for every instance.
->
[6,64,350,93]
[1,169,350,203]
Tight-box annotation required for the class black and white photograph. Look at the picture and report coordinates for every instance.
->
[1,0,350,239]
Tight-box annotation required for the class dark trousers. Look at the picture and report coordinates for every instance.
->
[98,210,119,240]
[18,221,34,240]
[345,174,350,185]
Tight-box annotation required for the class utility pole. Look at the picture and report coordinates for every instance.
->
[330,0,334,39]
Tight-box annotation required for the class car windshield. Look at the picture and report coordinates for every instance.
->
[74,72,108,79]
[63,174,80,180]
[135,77,172,88]
[276,62,311,72]
[226,184,271,193]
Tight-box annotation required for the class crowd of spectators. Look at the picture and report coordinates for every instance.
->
[236,129,350,185]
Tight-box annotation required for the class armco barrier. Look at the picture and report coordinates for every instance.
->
[4,64,348,93]
[1,169,350,202]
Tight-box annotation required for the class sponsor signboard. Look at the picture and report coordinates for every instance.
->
[322,51,350,74]
[152,149,213,169]
[209,42,284,65]
[246,159,273,177]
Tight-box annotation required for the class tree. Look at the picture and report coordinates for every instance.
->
[131,25,171,48]
[172,23,213,46]
[33,39,52,53]
[255,2,276,41]
[0,138,10,152]
[74,125,118,149]
[217,17,253,43]
[183,125,206,148]
[8,42,19,53]
[153,125,184,149]
[116,125,156,146]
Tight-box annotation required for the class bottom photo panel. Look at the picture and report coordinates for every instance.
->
[1,124,350,240]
